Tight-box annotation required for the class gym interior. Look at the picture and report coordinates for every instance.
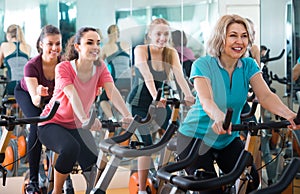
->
[0,0,300,193]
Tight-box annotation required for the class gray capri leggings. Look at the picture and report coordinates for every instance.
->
[38,123,98,174]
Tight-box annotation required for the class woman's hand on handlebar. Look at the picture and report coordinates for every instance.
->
[89,118,102,131]
[157,98,167,108]
[286,112,300,130]
[212,121,232,135]
[121,116,133,129]
[212,113,232,135]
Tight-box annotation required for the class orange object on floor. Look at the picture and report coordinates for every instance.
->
[129,172,156,194]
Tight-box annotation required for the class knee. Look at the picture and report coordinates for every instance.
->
[55,143,80,174]
[60,141,80,160]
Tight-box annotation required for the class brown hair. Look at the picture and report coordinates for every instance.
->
[107,24,119,38]
[63,27,101,66]
[171,30,187,47]
[36,24,61,54]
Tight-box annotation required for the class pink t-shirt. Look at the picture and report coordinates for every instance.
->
[39,60,113,129]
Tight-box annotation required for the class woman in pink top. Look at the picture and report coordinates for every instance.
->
[38,27,132,194]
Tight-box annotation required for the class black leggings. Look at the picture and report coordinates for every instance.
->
[14,83,43,183]
[38,124,97,174]
[177,132,260,194]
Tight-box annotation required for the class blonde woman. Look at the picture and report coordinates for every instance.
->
[177,14,300,193]
[0,24,31,81]
[127,18,194,194]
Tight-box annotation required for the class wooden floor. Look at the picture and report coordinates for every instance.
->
[76,188,129,194]
[1,175,300,194]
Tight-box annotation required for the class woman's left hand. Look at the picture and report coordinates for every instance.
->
[121,116,134,129]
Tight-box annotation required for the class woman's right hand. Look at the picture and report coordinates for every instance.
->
[36,85,49,96]
[157,98,167,108]
[211,113,232,135]
[32,85,49,108]
[90,118,102,131]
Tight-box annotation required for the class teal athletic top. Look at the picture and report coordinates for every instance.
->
[179,55,260,149]
[297,56,300,64]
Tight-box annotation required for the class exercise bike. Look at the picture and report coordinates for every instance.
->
[0,101,59,187]
[21,106,122,194]
[88,88,182,194]
[157,105,300,194]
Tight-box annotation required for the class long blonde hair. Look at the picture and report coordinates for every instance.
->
[148,18,173,80]
[6,24,26,44]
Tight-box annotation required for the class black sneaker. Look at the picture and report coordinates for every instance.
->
[25,181,41,194]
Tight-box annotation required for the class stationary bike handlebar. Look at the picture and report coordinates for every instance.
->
[0,101,60,129]
[82,105,121,132]
[223,106,300,193]
[261,49,285,64]
[225,105,300,132]
[99,88,181,158]
[250,157,300,194]
[0,101,59,186]
[157,141,253,191]
[270,71,289,85]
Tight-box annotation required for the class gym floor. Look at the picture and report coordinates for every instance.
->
[1,172,300,193]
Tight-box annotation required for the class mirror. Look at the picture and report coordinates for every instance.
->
[261,0,299,108]
[292,0,300,104]
[0,0,219,187]
[261,0,300,191]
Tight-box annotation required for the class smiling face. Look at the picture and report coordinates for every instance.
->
[40,34,62,60]
[76,30,101,61]
[223,23,249,60]
[148,23,170,48]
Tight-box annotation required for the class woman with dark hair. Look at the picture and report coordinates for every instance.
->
[171,30,195,77]
[37,27,132,194]
[14,24,62,194]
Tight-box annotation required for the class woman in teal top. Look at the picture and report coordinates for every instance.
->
[177,14,299,194]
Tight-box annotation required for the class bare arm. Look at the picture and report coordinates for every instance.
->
[250,73,298,128]
[292,63,300,81]
[250,44,260,67]
[194,77,229,134]
[121,41,131,55]
[104,82,131,117]
[63,84,88,123]
[24,77,48,107]
[0,44,5,67]
[171,49,194,104]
